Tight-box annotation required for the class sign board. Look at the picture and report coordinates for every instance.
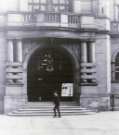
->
[61,83,73,97]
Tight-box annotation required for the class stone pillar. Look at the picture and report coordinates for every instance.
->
[0,32,6,113]
[81,42,87,63]
[81,41,87,83]
[17,40,22,63]
[90,42,96,63]
[8,40,13,62]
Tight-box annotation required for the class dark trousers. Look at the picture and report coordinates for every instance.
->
[53,105,61,117]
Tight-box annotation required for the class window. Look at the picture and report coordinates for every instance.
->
[115,53,119,80]
[34,0,39,3]
[33,5,39,11]
[40,0,46,3]
[112,53,119,82]
[113,5,119,20]
[80,0,92,14]
[52,0,58,4]
[29,0,33,3]
[28,5,32,11]
[28,0,72,12]
[117,5,119,20]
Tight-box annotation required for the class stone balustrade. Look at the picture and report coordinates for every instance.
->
[0,11,109,31]
[7,12,81,28]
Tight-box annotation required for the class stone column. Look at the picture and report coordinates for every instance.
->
[17,40,22,62]
[88,42,96,83]
[8,40,13,62]
[81,41,87,83]
[81,42,87,63]
[90,42,96,63]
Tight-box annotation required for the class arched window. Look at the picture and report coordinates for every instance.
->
[115,53,119,80]
[112,53,119,82]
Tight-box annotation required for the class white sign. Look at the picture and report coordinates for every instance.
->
[61,83,73,97]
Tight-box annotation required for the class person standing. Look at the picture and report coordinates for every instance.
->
[53,92,61,118]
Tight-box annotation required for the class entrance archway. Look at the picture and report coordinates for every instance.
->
[27,46,75,101]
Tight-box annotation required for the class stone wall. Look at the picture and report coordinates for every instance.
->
[0,32,6,113]
[80,34,111,111]
[4,38,81,113]
[111,38,119,110]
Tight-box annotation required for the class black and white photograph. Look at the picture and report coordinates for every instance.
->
[0,0,119,134]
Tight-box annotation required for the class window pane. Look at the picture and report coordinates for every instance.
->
[40,5,46,11]
[116,67,119,71]
[60,0,65,4]
[29,0,33,3]
[34,0,39,3]
[53,0,59,4]
[60,5,65,11]
[40,0,46,4]
[116,53,119,64]
[29,0,70,12]
[81,1,92,13]
[116,72,119,80]
[115,53,119,81]
[28,5,33,11]
[34,5,39,11]
[54,6,59,12]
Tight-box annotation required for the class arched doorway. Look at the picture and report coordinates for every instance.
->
[27,47,75,101]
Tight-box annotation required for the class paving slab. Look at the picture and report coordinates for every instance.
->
[0,111,119,135]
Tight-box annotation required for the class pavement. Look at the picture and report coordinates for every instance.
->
[0,111,119,135]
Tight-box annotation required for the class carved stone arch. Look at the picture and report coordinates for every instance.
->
[111,48,119,82]
[23,43,80,102]
[112,48,119,62]
[23,44,79,71]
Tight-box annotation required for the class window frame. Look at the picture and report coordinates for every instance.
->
[112,53,119,82]
[28,0,72,13]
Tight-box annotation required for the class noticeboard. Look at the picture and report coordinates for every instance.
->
[61,83,73,97]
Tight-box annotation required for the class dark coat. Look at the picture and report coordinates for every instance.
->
[53,95,60,106]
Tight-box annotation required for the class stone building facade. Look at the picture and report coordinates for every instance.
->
[0,0,119,114]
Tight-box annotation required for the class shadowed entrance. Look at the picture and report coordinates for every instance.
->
[27,47,74,101]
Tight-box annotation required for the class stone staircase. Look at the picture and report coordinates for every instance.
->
[8,102,95,116]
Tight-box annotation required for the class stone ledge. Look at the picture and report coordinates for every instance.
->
[80,83,97,86]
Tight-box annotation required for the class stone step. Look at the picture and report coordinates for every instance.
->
[112,107,119,111]
[15,109,91,113]
[8,112,94,116]
[8,109,95,116]
[18,108,88,111]
[8,108,95,116]
[7,102,95,116]
[19,102,80,108]
[14,110,90,114]
[24,102,77,106]
[21,106,84,109]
